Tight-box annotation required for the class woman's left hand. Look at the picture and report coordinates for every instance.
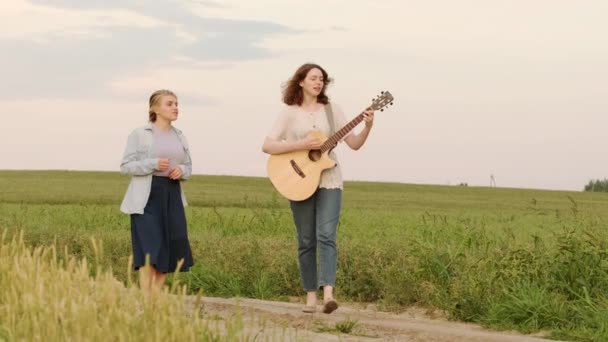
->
[363,109,375,128]
[169,167,183,180]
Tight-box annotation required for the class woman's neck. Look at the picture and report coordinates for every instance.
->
[153,118,172,132]
[301,93,318,108]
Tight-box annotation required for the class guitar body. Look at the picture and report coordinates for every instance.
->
[267,131,336,201]
[266,90,394,201]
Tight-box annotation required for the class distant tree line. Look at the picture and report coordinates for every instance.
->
[584,178,608,192]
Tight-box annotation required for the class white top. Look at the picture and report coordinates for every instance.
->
[267,103,352,189]
[151,125,186,177]
[119,123,192,214]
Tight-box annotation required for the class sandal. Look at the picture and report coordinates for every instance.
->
[302,305,316,313]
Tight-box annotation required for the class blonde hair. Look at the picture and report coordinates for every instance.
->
[148,89,177,122]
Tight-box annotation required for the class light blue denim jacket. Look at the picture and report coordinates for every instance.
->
[119,123,192,214]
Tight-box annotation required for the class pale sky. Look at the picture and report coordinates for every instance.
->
[1,0,606,191]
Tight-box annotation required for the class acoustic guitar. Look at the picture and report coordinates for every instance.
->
[267,91,394,201]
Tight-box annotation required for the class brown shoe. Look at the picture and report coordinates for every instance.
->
[322,299,338,314]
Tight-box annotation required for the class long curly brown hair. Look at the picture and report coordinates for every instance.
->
[282,63,332,106]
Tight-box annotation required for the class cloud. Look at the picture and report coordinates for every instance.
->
[0,27,178,99]
[0,1,164,41]
[329,26,349,32]
[187,0,229,9]
[1,0,297,100]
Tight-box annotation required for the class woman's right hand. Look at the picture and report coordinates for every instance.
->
[299,136,323,150]
[157,158,170,171]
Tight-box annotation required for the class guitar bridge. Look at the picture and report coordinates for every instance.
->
[290,160,306,178]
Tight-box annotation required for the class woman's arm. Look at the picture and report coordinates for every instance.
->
[119,130,160,176]
[344,110,374,151]
[262,137,301,155]
[262,108,322,155]
[262,136,323,155]
[176,134,192,180]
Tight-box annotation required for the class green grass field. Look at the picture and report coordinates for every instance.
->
[2,170,608,341]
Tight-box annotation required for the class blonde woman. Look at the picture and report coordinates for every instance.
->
[120,89,194,294]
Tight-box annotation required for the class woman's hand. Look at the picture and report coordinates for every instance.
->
[362,109,375,128]
[169,167,183,180]
[157,158,170,171]
[299,135,323,150]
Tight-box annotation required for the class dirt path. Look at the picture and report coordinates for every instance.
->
[188,296,559,341]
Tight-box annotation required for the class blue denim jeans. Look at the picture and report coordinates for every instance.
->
[289,188,342,292]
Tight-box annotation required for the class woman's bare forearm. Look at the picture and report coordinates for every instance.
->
[262,137,303,155]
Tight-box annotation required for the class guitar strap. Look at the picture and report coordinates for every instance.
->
[324,103,336,135]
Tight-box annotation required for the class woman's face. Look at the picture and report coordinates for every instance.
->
[154,95,179,122]
[299,68,324,98]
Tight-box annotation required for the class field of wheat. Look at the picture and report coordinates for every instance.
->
[1,170,608,341]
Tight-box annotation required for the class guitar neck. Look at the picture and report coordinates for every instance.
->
[319,90,394,152]
[320,111,366,153]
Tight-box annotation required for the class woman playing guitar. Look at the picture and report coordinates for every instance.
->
[262,63,375,314]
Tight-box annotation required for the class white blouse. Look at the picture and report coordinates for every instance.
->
[267,103,352,189]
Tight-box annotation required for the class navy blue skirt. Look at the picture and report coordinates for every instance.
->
[130,176,194,273]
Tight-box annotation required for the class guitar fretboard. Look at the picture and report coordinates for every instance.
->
[320,111,367,153]
[319,91,393,152]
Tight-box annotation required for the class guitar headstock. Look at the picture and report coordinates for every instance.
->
[369,91,394,112]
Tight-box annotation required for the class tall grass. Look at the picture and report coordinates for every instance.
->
[0,230,247,342]
[2,170,608,341]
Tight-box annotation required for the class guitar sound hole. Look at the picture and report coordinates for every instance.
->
[308,149,321,162]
